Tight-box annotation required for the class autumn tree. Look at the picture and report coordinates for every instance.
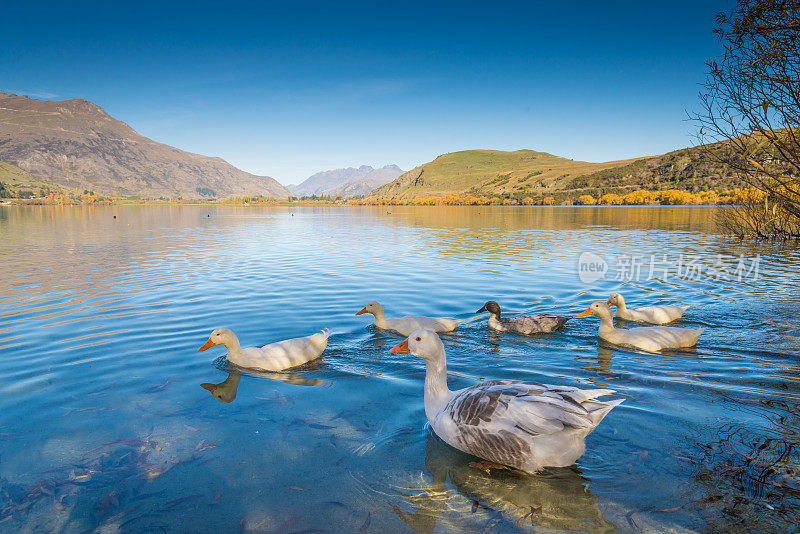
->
[696,0,800,236]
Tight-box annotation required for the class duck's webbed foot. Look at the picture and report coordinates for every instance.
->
[468,461,511,474]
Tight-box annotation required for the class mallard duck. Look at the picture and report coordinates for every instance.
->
[578,302,701,351]
[197,328,332,371]
[607,293,688,324]
[389,329,623,474]
[476,301,570,334]
[356,301,461,336]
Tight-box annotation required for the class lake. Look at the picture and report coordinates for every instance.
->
[1,205,799,533]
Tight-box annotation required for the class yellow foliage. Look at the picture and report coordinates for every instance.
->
[660,189,695,205]
[598,193,622,205]
[576,194,596,205]
[622,190,656,205]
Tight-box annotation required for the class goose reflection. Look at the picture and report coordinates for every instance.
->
[391,431,616,533]
[201,371,325,404]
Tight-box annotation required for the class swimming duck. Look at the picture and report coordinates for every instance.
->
[389,329,623,474]
[606,293,688,324]
[476,301,571,334]
[356,301,461,336]
[577,302,701,351]
[197,328,332,371]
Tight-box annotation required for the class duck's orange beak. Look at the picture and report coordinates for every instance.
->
[355,307,368,315]
[197,338,215,352]
[576,308,592,318]
[389,338,409,354]
[200,383,216,392]
[606,298,614,306]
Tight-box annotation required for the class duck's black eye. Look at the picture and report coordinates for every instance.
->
[415,337,421,341]
[215,333,220,336]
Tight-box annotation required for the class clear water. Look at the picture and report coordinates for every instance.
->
[1,205,799,533]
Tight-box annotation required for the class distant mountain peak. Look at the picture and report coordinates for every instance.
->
[289,164,404,196]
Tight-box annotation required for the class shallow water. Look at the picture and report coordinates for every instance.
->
[1,205,799,533]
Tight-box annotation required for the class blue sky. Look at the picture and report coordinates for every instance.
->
[1,0,729,184]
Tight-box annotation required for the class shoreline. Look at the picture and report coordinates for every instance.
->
[0,201,732,208]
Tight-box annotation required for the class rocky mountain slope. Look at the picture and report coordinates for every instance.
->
[0,93,289,199]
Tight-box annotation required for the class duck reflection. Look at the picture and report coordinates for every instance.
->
[391,431,616,533]
[487,330,501,354]
[201,373,241,404]
[201,371,325,404]
[582,346,615,374]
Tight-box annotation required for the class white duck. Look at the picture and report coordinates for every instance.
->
[578,302,702,352]
[389,329,623,474]
[356,301,461,336]
[606,293,688,324]
[197,328,332,371]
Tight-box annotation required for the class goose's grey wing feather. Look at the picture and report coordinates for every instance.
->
[442,380,615,469]
[446,380,596,435]
[502,314,571,334]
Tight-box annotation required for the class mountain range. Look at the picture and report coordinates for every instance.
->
[0,93,289,199]
[0,93,745,203]
[288,165,403,197]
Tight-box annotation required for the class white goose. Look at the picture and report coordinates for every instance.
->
[607,293,688,324]
[578,302,702,351]
[197,328,332,371]
[356,301,461,336]
[389,329,623,474]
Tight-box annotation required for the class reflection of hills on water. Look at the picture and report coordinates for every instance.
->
[359,205,721,233]
[391,432,617,533]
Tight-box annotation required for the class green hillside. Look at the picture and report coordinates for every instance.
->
[367,145,750,202]
[0,161,64,198]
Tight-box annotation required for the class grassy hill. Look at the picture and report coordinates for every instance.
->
[367,145,750,203]
[0,161,65,197]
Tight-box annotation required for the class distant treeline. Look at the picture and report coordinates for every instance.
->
[351,188,765,206]
[5,186,765,207]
